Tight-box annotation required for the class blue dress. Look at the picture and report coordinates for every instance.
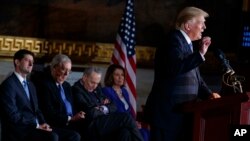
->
[102,86,150,141]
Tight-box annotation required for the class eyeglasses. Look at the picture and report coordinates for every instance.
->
[60,69,71,76]
[55,66,71,76]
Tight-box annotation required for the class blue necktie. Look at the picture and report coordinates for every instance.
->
[23,80,39,125]
[23,80,30,100]
[59,84,73,116]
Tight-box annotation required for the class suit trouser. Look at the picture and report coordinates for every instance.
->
[88,112,143,141]
[26,127,81,141]
[149,113,193,141]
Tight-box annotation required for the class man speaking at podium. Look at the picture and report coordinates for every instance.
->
[144,6,221,141]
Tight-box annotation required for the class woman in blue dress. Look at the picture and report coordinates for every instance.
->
[102,64,149,141]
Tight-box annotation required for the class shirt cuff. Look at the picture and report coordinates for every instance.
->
[36,123,39,128]
[100,105,109,114]
[35,118,39,128]
[199,52,205,61]
[68,116,72,121]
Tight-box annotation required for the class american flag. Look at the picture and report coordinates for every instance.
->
[111,0,137,117]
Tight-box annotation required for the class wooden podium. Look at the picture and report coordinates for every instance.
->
[180,93,249,141]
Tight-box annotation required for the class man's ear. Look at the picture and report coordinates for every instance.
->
[83,75,87,82]
[14,59,19,66]
[184,22,191,31]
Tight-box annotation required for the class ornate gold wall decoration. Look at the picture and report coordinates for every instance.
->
[0,35,155,68]
[0,36,43,57]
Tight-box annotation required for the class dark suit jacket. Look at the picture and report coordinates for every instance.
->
[72,80,144,141]
[36,69,75,128]
[0,73,46,141]
[72,80,117,121]
[144,29,212,128]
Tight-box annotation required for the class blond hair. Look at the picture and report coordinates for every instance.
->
[175,7,209,28]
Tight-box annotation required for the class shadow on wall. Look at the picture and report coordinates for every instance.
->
[141,23,167,48]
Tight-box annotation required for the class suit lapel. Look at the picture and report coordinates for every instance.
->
[26,80,38,111]
[11,74,34,110]
[176,30,193,55]
[52,82,64,103]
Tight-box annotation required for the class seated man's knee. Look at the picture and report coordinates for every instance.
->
[48,132,59,141]
[70,132,81,141]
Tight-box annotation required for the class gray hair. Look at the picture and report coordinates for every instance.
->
[50,54,71,69]
[83,66,102,77]
[175,7,209,28]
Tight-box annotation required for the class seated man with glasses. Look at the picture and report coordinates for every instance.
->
[32,54,87,141]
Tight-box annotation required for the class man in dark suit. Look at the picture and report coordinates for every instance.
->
[34,54,86,140]
[0,49,80,141]
[72,67,143,141]
[144,7,221,141]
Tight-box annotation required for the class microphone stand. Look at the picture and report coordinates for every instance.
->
[222,72,244,94]
[231,75,243,93]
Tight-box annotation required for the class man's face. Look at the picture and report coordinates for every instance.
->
[15,54,34,75]
[186,15,206,41]
[83,72,101,92]
[52,61,72,84]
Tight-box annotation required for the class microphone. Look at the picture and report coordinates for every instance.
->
[213,48,235,75]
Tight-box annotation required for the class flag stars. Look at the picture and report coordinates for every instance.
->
[117,0,135,56]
